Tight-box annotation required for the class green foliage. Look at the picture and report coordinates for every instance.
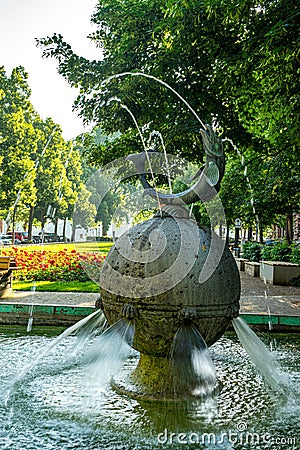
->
[0,66,37,212]
[36,0,299,235]
[0,66,87,239]
[260,244,274,261]
[31,119,81,227]
[37,1,251,163]
[132,208,156,225]
[282,243,300,286]
[13,280,99,292]
[261,240,300,262]
[72,184,97,232]
[289,245,300,265]
[264,240,292,262]
[242,241,262,262]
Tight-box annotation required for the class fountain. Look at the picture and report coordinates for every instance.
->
[98,124,241,399]
[97,116,293,404]
[1,74,299,449]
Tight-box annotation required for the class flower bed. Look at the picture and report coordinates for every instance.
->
[2,247,106,283]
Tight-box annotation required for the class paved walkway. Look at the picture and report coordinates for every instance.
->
[239,271,300,316]
[1,271,300,316]
[3,290,99,308]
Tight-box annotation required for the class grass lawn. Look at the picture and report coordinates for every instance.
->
[7,241,113,254]
[13,280,100,293]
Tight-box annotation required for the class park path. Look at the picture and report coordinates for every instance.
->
[2,271,300,316]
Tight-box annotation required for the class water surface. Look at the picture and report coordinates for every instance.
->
[0,327,298,449]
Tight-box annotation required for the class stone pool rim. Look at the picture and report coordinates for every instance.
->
[0,303,299,332]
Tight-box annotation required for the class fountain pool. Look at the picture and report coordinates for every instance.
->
[0,326,299,450]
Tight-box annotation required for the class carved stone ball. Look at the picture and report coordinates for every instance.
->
[100,210,240,357]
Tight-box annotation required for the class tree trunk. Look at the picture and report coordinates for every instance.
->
[225,222,230,246]
[63,218,67,242]
[28,206,35,241]
[259,223,264,244]
[54,217,58,240]
[219,221,223,238]
[71,220,76,242]
[41,208,46,230]
[286,213,293,244]
[247,226,253,241]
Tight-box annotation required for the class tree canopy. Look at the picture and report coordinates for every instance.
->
[0,66,37,214]
[0,66,90,240]
[35,0,300,237]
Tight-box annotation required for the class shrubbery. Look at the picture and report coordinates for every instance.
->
[290,245,300,264]
[242,240,300,263]
[242,241,262,262]
[261,240,291,262]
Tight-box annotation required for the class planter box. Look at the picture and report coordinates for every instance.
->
[260,261,300,286]
[245,261,260,277]
[235,258,248,271]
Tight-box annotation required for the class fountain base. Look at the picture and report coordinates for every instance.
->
[111,352,219,401]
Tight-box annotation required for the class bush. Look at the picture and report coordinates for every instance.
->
[261,240,299,263]
[260,244,274,261]
[242,241,262,262]
[264,241,292,262]
[290,245,300,264]
[242,240,300,263]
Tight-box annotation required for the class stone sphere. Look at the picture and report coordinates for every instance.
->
[100,208,240,357]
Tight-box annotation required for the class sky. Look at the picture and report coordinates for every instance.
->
[0,0,102,140]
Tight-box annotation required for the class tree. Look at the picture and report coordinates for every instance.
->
[95,191,116,236]
[51,142,83,240]
[0,66,88,241]
[37,0,251,163]
[0,66,37,229]
[37,0,299,234]
[71,184,96,241]
[26,119,70,236]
